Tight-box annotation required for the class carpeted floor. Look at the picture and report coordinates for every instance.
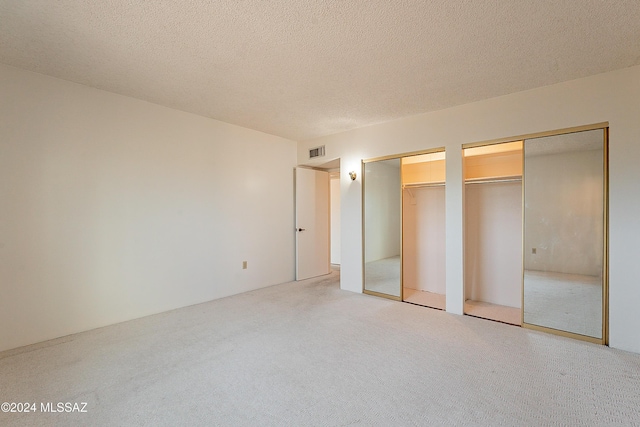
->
[1,271,639,426]
[524,270,602,338]
[364,256,401,296]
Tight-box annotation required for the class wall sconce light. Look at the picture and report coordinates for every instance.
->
[349,171,357,181]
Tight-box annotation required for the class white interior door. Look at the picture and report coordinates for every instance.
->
[295,167,330,280]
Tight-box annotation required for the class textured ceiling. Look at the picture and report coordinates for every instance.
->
[1,1,640,141]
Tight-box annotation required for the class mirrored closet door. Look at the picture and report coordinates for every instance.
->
[402,152,446,309]
[522,128,608,343]
[363,158,402,299]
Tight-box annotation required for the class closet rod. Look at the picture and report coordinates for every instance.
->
[402,182,445,189]
[464,177,522,185]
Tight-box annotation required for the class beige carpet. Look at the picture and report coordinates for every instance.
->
[524,270,602,338]
[363,256,401,296]
[1,271,640,426]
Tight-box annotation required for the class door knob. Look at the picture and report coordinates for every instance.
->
[297,228,306,232]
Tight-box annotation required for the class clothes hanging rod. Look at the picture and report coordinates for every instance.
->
[464,176,522,185]
[402,181,445,189]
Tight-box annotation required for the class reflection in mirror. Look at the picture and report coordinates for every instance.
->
[363,158,401,297]
[523,129,605,339]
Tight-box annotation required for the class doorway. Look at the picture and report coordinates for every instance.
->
[295,167,330,280]
[329,171,341,267]
[295,159,340,281]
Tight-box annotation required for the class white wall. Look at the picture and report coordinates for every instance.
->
[330,177,341,264]
[465,182,522,308]
[0,64,297,352]
[298,65,640,354]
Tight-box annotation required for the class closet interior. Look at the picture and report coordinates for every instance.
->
[463,141,523,325]
[402,152,446,309]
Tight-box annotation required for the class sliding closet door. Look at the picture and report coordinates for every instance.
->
[363,158,402,299]
[523,129,607,342]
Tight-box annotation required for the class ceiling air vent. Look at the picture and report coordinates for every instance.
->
[309,145,325,159]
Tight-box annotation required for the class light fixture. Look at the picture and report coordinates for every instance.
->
[349,171,357,181]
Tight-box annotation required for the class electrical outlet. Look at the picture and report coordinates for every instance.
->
[242,261,248,269]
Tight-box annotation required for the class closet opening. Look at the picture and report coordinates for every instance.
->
[463,141,523,325]
[402,151,446,309]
